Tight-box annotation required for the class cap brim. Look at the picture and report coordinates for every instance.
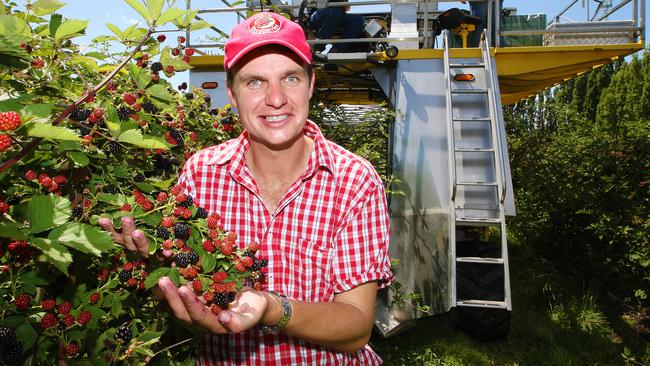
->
[225,39,311,70]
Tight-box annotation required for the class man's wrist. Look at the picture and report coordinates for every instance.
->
[261,291,292,334]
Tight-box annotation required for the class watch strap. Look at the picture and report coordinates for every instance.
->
[261,291,292,334]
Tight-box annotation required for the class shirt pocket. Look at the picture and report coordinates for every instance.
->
[271,238,333,302]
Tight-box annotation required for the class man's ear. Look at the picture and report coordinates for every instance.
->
[226,83,238,110]
[308,69,315,100]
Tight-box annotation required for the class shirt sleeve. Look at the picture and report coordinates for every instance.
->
[177,155,198,198]
[330,179,394,293]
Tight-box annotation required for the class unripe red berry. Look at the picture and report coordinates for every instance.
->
[15,293,31,310]
[157,34,166,42]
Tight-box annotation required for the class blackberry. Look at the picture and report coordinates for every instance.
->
[72,206,83,218]
[173,222,190,240]
[1,340,22,364]
[195,207,208,219]
[0,326,16,346]
[228,292,236,303]
[169,129,184,149]
[154,226,169,240]
[114,325,132,343]
[117,107,131,121]
[221,116,233,125]
[6,195,20,205]
[141,101,158,114]
[133,173,145,183]
[210,109,219,116]
[179,195,193,208]
[58,183,69,195]
[79,122,92,136]
[174,252,189,268]
[252,258,268,271]
[185,92,194,100]
[102,184,118,194]
[150,62,163,73]
[204,95,211,103]
[188,111,195,118]
[108,141,121,154]
[186,251,199,265]
[242,250,255,259]
[118,269,132,282]
[69,108,91,122]
[214,292,229,308]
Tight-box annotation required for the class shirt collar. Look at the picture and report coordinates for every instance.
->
[206,120,336,176]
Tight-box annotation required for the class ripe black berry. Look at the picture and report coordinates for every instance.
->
[108,141,121,155]
[114,325,132,343]
[69,108,91,122]
[169,130,184,149]
[154,226,169,239]
[6,195,20,205]
[141,101,158,114]
[210,109,219,116]
[119,270,132,282]
[175,252,189,268]
[252,258,268,271]
[117,107,131,121]
[102,184,118,194]
[150,62,163,73]
[79,122,92,135]
[214,292,229,308]
[186,251,199,265]
[221,116,233,125]
[195,207,208,219]
[0,326,16,347]
[204,95,211,103]
[1,340,22,364]
[185,92,194,100]
[133,173,145,183]
[173,222,191,240]
[72,206,83,218]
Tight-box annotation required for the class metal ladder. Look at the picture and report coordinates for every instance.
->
[443,30,512,311]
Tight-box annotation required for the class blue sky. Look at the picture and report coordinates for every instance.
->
[13,0,650,88]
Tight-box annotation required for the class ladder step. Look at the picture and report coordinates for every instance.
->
[455,147,494,152]
[457,257,504,264]
[452,89,488,94]
[457,181,498,186]
[453,118,491,122]
[456,300,508,309]
[457,217,502,225]
[449,63,485,68]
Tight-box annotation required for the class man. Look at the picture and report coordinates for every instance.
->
[100,12,393,365]
[461,0,504,47]
[309,0,365,53]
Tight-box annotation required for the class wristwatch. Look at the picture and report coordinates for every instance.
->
[261,291,292,334]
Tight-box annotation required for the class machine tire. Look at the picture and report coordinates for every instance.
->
[453,239,511,341]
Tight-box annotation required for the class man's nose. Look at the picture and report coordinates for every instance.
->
[265,80,288,108]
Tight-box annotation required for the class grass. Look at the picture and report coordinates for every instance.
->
[369,236,649,366]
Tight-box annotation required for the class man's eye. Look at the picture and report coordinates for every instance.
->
[248,79,262,88]
[285,75,299,83]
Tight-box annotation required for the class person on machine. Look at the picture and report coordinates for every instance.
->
[309,0,365,53]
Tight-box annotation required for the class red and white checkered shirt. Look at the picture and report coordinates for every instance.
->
[178,120,393,365]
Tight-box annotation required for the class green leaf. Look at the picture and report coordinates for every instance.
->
[96,193,126,206]
[130,62,150,90]
[144,267,171,289]
[147,0,164,21]
[48,222,115,257]
[16,322,37,350]
[32,0,65,16]
[134,182,154,192]
[105,23,123,40]
[23,103,53,118]
[54,19,89,41]
[159,46,171,66]
[31,238,73,275]
[124,0,151,24]
[0,34,30,68]
[0,94,31,112]
[157,7,185,26]
[0,221,27,240]
[0,14,32,37]
[67,151,90,167]
[70,54,99,71]
[111,296,123,317]
[189,20,212,32]
[139,212,161,227]
[113,165,130,178]
[28,195,71,234]
[202,252,216,273]
[25,122,82,141]
[146,84,174,103]
[137,330,162,345]
[48,13,62,37]
[169,58,192,72]
[118,129,170,149]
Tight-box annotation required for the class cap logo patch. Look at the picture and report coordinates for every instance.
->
[249,13,281,34]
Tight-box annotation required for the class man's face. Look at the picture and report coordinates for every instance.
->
[226,45,314,151]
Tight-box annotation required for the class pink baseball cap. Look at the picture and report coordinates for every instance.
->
[224,12,312,70]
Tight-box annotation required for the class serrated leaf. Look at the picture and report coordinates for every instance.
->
[92,35,118,43]
[144,267,171,289]
[16,322,37,350]
[168,268,180,286]
[48,13,62,38]
[48,222,115,257]
[0,221,27,240]
[189,20,212,32]
[85,51,108,60]
[26,122,81,141]
[70,54,99,71]
[54,19,89,41]
[202,252,216,273]
[159,46,171,65]
[172,9,198,28]
[130,62,150,90]
[147,0,164,21]
[32,0,64,16]
[137,331,162,344]
[0,34,30,68]
[169,58,192,72]
[125,0,151,24]
[0,14,32,37]
[150,176,177,190]
[111,296,123,317]
[67,151,89,167]
[118,129,170,149]
[139,212,161,228]
[23,103,53,118]
[28,195,71,234]
[105,23,123,39]
[157,7,185,26]
[146,84,174,103]
[96,193,125,206]
[31,238,72,275]
[113,165,130,178]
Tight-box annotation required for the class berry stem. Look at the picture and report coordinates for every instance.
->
[0,25,155,173]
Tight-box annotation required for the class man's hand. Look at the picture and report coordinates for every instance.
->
[158,277,273,334]
[99,216,150,257]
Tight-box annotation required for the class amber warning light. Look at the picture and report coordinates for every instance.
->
[454,73,475,81]
[202,82,219,89]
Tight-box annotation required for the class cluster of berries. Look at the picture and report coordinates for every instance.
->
[24,170,68,196]
[38,299,93,331]
[3,240,33,265]
[0,111,21,152]
[117,259,148,290]
[211,106,238,133]
[0,326,23,364]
